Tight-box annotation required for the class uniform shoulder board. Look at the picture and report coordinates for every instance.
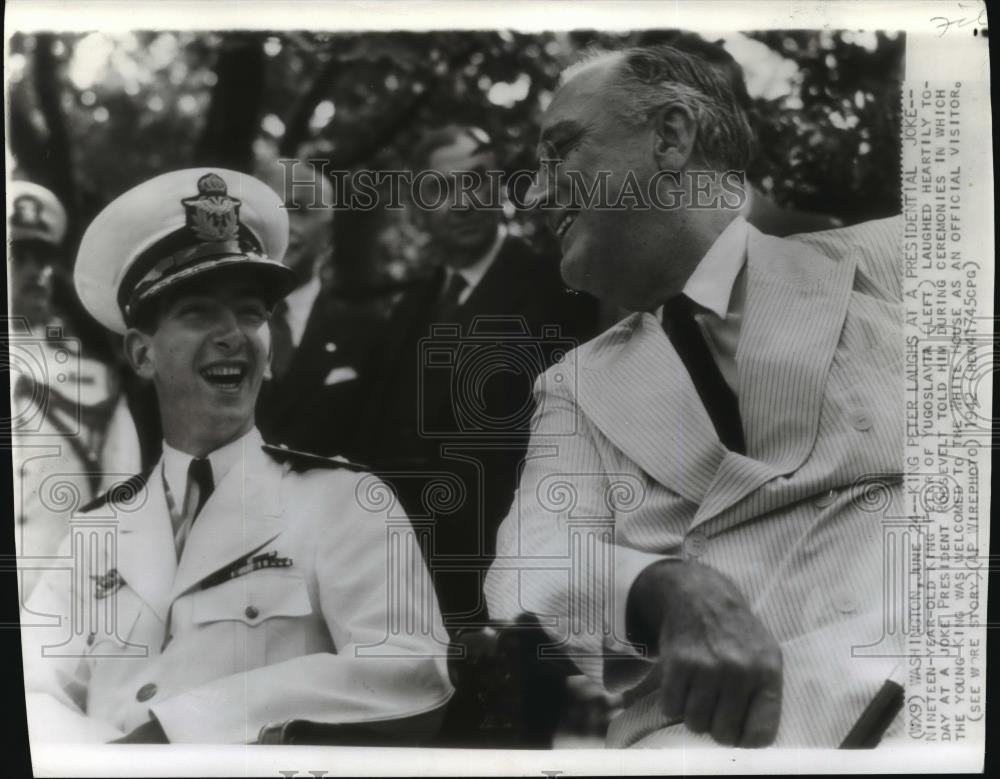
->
[78,470,152,513]
[261,444,369,473]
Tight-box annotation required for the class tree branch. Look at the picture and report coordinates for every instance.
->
[33,34,79,240]
[195,33,267,171]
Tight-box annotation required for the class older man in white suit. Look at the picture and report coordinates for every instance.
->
[485,46,905,748]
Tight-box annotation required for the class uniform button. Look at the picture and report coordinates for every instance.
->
[850,410,874,431]
[324,342,337,353]
[684,532,709,558]
[86,632,95,647]
[814,489,838,508]
[833,592,858,614]
[245,605,259,620]
[136,683,157,702]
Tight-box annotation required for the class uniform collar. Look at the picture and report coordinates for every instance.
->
[678,215,749,319]
[161,426,261,501]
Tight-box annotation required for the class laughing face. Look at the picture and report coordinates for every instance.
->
[125,274,272,455]
[531,55,689,311]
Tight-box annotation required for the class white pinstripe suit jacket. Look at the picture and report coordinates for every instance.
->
[485,216,906,747]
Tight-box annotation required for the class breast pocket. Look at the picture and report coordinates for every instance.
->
[191,570,313,667]
[85,586,147,658]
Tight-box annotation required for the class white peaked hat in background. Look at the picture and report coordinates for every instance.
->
[74,168,295,334]
[8,180,68,247]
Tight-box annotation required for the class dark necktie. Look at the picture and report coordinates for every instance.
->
[433,271,468,320]
[188,457,214,521]
[662,295,746,454]
[269,299,294,380]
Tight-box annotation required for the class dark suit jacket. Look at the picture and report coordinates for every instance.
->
[256,290,386,456]
[348,235,600,630]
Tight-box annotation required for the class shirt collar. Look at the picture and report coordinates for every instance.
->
[281,275,321,348]
[161,426,262,502]
[680,215,749,320]
[449,223,508,295]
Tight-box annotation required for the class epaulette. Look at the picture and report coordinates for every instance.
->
[261,444,370,473]
[78,470,153,513]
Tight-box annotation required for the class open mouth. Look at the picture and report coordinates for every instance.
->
[555,211,579,239]
[199,362,248,391]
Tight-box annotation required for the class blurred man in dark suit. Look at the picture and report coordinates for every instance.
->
[254,162,385,455]
[352,125,600,633]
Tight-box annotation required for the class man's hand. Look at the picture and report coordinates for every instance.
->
[108,717,169,744]
[627,559,783,747]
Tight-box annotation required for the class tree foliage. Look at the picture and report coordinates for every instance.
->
[8,28,903,290]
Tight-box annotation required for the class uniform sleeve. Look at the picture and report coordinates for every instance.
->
[150,474,453,744]
[484,374,668,694]
[20,537,127,743]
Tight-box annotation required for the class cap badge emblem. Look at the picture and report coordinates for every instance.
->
[12,194,45,229]
[181,172,241,242]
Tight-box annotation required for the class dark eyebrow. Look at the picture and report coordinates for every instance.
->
[539,120,588,149]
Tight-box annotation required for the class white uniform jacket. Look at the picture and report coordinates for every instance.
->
[485,217,906,747]
[21,429,453,743]
[11,331,141,598]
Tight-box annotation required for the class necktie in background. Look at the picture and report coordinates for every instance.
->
[662,295,746,454]
[269,299,294,380]
[434,272,468,321]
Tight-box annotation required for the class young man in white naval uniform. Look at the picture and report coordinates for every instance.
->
[20,168,453,744]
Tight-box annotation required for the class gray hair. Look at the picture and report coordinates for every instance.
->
[563,45,753,171]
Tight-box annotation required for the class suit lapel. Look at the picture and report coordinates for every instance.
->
[359,271,443,439]
[169,438,283,601]
[579,313,726,505]
[457,238,529,319]
[262,298,331,423]
[115,462,177,622]
[421,243,530,427]
[275,299,322,392]
[376,271,443,385]
[690,228,858,529]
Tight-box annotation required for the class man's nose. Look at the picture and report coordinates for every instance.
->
[523,170,544,209]
[211,309,245,348]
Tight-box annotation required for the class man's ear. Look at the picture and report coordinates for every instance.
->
[263,347,274,380]
[651,103,697,171]
[123,328,156,381]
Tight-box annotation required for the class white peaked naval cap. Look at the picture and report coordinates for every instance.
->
[75,168,295,334]
[8,180,68,246]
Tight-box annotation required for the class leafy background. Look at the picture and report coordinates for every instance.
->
[8,29,904,293]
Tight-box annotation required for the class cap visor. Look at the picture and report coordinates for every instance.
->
[135,255,298,310]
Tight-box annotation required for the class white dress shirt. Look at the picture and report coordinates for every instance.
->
[281,274,321,349]
[655,215,749,393]
[442,223,508,306]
